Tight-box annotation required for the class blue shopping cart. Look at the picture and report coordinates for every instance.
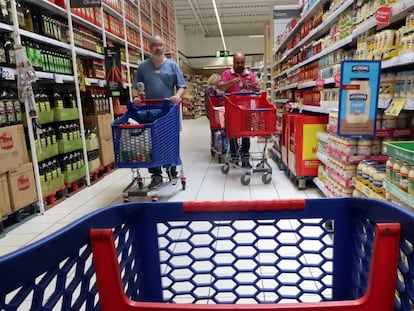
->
[0,198,413,310]
[112,99,185,201]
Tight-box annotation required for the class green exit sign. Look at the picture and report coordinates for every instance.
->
[216,50,230,57]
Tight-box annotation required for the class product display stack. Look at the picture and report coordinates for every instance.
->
[0,0,177,228]
[271,0,414,199]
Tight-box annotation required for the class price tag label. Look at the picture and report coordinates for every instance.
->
[85,78,91,86]
[1,68,15,80]
[375,6,392,29]
[54,74,64,84]
[98,79,106,88]
[385,98,406,116]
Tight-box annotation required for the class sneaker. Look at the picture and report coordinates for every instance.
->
[148,175,163,189]
[242,162,252,168]
[168,167,178,181]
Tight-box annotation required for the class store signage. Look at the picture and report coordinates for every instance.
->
[337,60,381,138]
[316,78,325,89]
[105,47,122,95]
[216,50,230,57]
[375,6,392,28]
[273,9,300,20]
[70,0,101,8]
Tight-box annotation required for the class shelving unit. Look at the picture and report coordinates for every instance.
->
[271,0,414,194]
[0,0,178,222]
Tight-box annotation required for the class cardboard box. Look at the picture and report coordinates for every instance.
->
[100,138,114,166]
[7,162,37,211]
[84,114,113,142]
[0,124,29,173]
[0,173,11,218]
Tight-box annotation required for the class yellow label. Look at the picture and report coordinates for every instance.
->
[302,124,326,160]
[85,78,91,86]
[385,98,406,116]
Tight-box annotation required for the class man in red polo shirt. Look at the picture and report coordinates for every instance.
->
[218,52,260,168]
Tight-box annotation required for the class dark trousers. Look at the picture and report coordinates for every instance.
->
[229,137,250,162]
[149,166,176,177]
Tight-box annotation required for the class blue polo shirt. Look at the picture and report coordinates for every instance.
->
[133,59,186,99]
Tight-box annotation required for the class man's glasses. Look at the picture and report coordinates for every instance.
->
[151,43,164,48]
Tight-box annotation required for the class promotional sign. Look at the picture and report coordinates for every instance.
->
[375,6,392,29]
[105,47,122,96]
[337,60,381,137]
[70,0,101,8]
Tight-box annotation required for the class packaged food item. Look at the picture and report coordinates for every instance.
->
[400,162,411,192]
[372,169,386,194]
[357,138,372,155]
[392,159,402,186]
[408,165,414,195]
[386,157,394,179]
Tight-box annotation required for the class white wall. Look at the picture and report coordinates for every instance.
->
[176,24,264,69]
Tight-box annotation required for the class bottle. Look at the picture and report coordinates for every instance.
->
[392,159,402,186]
[0,0,10,24]
[0,36,6,66]
[408,166,414,195]
[15,0,25,29]
[54,91,64,109]
[400,162,410,192]
[386,157,394,179]
[24,5,33,32]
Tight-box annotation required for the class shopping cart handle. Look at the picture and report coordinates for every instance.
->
[118,124,145,129]
[232,91,262,96]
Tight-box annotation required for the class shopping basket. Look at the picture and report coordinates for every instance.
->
[0,198,413,310]
[224,91,276,138]
[112,99,181,169]
[208,94,227,130]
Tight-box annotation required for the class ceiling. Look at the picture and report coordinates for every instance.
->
[173,0,284,37]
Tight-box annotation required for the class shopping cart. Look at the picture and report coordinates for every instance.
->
[1,197,413,310]
[112,99,185,202]
[221,91,276,185]
[207,94,227,163]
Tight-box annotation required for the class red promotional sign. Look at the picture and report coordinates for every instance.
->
[334,72,341,86]
[316,78,325,89]
[375,6,392,28]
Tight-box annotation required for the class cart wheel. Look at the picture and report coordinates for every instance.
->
[262,173,272,184]
[241,174,251,185]
[181,180,186,190]
[298,178,307,190]
[138,181,144,190]
[221,163,230,174]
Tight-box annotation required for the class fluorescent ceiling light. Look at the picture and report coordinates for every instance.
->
[212,0,227,51]
[249,35,264,38]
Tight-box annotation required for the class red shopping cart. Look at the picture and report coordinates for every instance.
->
[207,94,227,163]
[1,198,411,310]
[221,91,276,185]
[112,99,185,202]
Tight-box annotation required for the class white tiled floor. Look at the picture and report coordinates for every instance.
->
[0,116,321,256]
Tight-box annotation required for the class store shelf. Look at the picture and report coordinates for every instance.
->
[75,47,104,59]
[281,0,354,63]
[313,177,334,197]
[316,151,329,165]
[0,22,13,32]
[276,0,330,53]
[25,0,67,17]
[326,167,353,188]
[274,99,290,104]
[105,31,125,45]
[384,177,414,209]
[326,145,388,164]
[126,19,141,33]
[352,178,385,200]
[275,83,297,92]
[36,72,75,82]
[382,52,414,69]
[102,3,123,20]
[71,14,102,34]
[289,103,334,114]
[327,124,414,137]
[19,29,71,50]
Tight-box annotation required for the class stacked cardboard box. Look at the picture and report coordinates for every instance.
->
[0,125,37,218]
[83,113,115,167]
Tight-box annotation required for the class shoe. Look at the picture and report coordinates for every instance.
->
[242,162,252,168]
[148,175,163,189]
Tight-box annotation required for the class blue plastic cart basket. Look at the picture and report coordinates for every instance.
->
[112,99,181,169]
[0,198,413,310]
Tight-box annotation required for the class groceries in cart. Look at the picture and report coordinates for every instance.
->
[112,99,185,201]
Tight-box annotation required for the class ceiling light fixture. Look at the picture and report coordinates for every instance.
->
[212,0,227,51]
[249,35,264,38]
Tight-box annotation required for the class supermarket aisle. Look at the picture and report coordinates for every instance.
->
[0,116,321,256]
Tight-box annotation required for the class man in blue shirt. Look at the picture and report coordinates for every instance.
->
[132,35,186,188]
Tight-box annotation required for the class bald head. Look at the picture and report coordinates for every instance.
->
[233,52,246,75]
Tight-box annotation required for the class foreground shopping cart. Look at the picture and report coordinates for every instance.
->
[222,92,276,185]
[0,198,413,310]
[112,99,185,202]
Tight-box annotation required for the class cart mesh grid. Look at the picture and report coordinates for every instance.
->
[0,198,413,310]
[112,100,181,169]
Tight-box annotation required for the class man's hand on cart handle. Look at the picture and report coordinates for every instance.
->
[170,94,181,104]
[133,96,144,106]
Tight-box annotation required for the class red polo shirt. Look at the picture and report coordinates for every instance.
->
[220,68,259,93]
